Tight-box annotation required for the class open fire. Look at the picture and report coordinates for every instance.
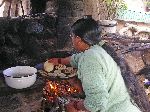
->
[43,79,79,102]
[41,78,82,112]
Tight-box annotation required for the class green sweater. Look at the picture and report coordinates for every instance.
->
[70,44,141,112]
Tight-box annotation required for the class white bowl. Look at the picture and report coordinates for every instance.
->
[3,66,37,89]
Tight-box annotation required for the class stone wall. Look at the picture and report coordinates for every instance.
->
[56,0,84,49]
[0,14,58,70]
[45,0,94,49]
[0,0,93,70]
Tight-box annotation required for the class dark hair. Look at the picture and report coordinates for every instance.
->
[71,16,102,45]
[102,43,150,112]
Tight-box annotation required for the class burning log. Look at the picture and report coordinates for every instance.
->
[41,77,84,112]
[43,80,79,103]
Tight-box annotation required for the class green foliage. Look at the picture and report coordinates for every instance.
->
[144,1,150,7]
[101,0,127,19]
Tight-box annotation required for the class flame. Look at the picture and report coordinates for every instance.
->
[43,80,79,102]
[68,88,71,92]
[49,83,54,89]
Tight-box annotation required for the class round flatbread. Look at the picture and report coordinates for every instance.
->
[44,61,54,72]
[55,64,66,70]
[38,64,77,78]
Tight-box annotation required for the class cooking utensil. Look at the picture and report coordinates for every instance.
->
[3,66,37,89]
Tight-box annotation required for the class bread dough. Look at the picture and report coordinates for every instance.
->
[44,61,54,72]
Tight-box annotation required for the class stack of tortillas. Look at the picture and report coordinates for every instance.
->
[39,60,76,78]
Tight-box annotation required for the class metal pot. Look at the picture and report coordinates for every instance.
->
[99,20,117,35]
[3,66,37,89]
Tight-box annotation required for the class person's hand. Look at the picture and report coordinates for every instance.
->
[47,58,60,65]
[34,58,59,70]
[34,63,44,70]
